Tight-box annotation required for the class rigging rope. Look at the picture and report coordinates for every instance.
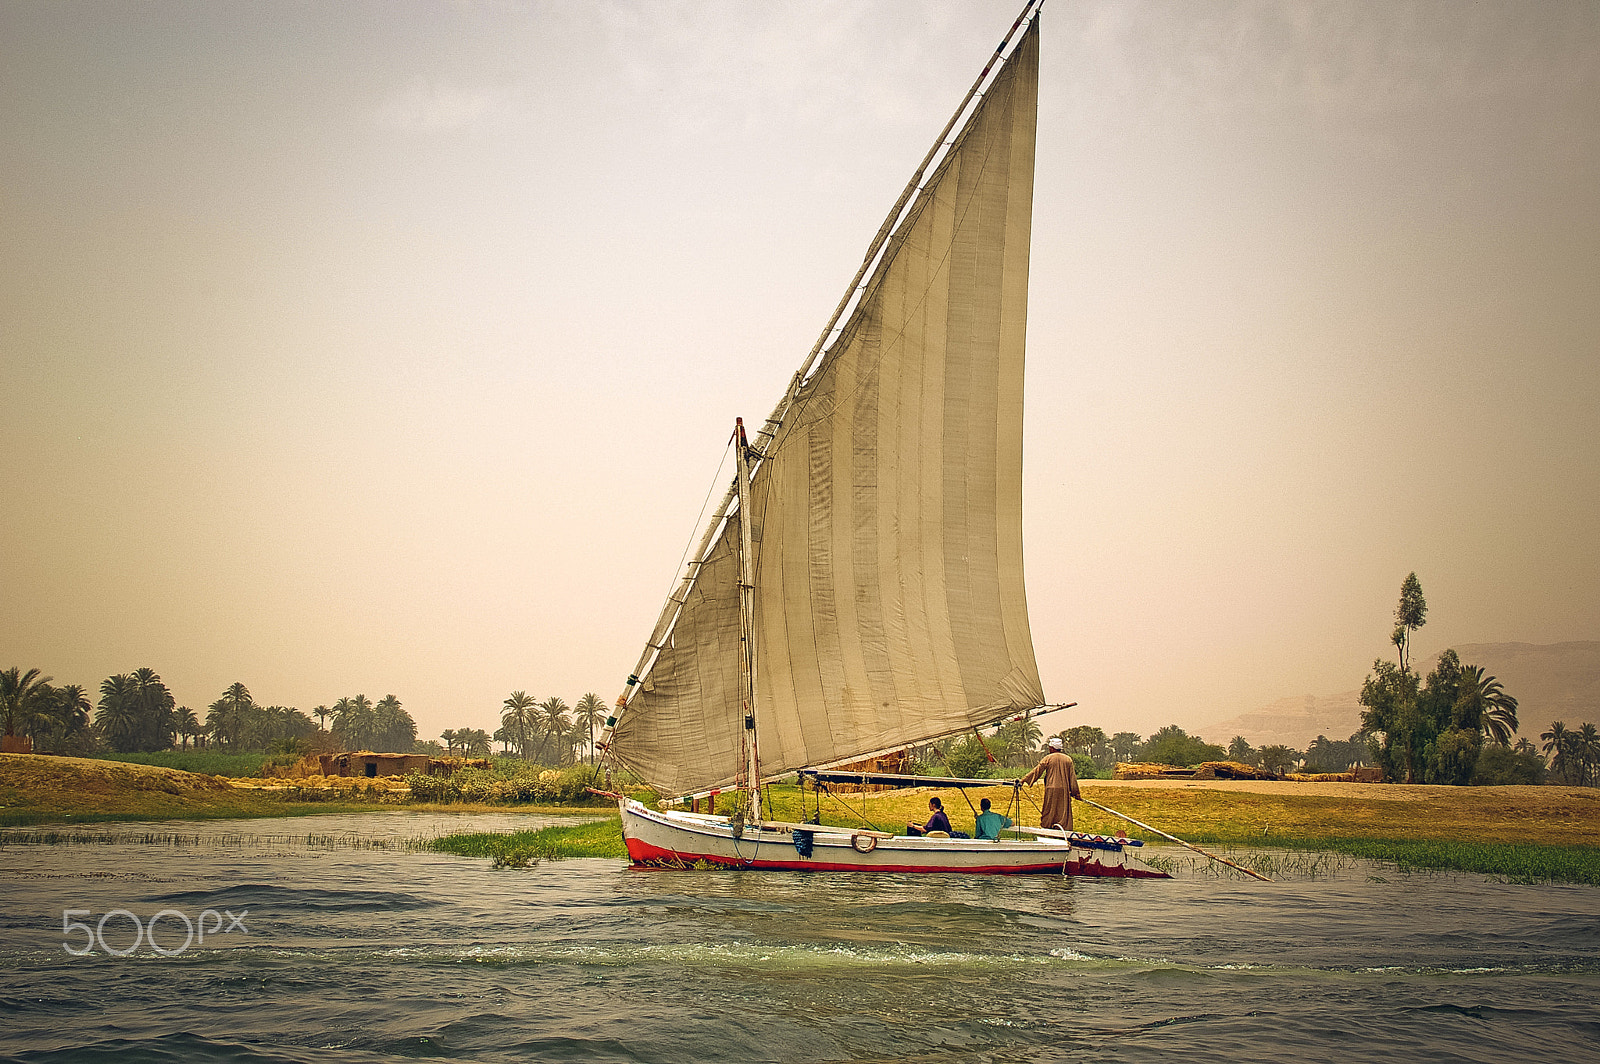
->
[818,783,885,834]
[661,436,734,610]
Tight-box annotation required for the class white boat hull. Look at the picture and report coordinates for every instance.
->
[618,799,1169,878]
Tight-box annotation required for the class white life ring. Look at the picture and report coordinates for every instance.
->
[851,833,878,854]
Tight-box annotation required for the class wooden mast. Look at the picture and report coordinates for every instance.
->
[734,417,761,818]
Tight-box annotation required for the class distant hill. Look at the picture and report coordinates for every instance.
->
[1201,641,1600,751]
[1449,641,1600,741]
[1200,691,1363,750]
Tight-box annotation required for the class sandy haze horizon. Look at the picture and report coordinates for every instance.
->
[3,1,1596,744]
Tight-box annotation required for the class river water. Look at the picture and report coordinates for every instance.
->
[0,813,1595,1063]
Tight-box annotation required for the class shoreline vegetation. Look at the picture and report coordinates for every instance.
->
[431,777,1600,884]
[5,752,1596,883]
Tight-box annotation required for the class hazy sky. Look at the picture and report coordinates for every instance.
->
[4,0,1597,743]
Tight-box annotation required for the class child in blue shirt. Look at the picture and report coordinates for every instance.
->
[973,797,1014,840]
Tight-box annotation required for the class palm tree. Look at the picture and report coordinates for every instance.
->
[1579,722,1600,787]
[992,717,1041,767]
[312,705,331,731]
[572,693,607,766]
[1063,725,1107,755]
[1258,745,1297,775]
[1108,732,1143,764]
[268,706,315,751]
[97,674,142,752]
[333,695,376,750]
[1,666,54,742]
[329,697,355,747]
[1542,722,1578,784]
[1459,664,1519,746]
[206,682,254,752]
[1513,737,1537,756]
[536,697,570,765]
[440,728,459,755]
[462,728,492,757]
[502,691,537,760]
[48,684,93,751]
[132,668,177,750]
[373,694,415,752]
[175,706,200,749]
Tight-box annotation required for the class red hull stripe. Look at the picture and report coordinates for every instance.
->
[624,836,1168,878]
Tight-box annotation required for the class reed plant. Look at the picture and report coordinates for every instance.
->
[428,816,628,865]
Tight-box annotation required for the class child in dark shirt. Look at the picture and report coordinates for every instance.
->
[906,796,952,836]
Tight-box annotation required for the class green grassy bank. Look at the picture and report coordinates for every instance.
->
[89,751,295,777]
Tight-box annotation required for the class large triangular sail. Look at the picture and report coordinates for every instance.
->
[610,17,1044,798]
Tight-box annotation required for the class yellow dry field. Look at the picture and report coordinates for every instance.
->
[793,779,1600,848]
[230,774,410,796]
[2,752,248,821]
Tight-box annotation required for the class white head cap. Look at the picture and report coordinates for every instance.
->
[1048,736,1063,749]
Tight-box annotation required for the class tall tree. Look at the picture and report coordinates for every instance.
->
[1257,744,1298,774]
[131,668,177,751]
[312,705,331,731]
[1141,725,1226,768]
[502,691,537,760]
[373,694,416,752]
[175,706,201,750]
[1361,586,1449,783]
[1360,658,1420,782]
[1108,732,1143,764]
[206,682,254,752]
[1579,722,1600,787]
[260,706,315,751]
[993,717,1041,766]
[536,696,570,765]
[1062,725,1107,756]
[1227,736,1254,764]
[97,674,142,752]
[1,666,54,741]
[330,697,354,745]
[1458,665,1519,747]
[461,728,492,758]
[1415,651,1480,786]
[334,695,376,750]
[1542,722,1578,784]
[573,693,607,767]
[41,683,94,753]
[1305,734,1369,772]
[1392,572,1428,675]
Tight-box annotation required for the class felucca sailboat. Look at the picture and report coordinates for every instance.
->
[596,3,1165,878]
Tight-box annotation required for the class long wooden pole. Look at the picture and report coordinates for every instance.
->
[1075,796,1273,883]
[734,419,761,819]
